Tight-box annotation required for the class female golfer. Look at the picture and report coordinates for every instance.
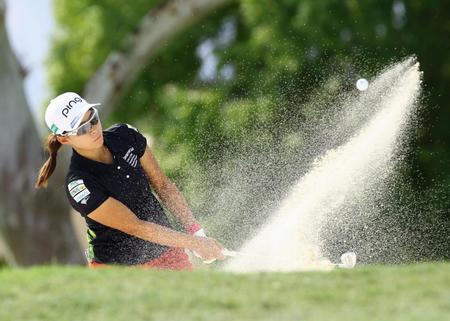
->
[36,92,225,269]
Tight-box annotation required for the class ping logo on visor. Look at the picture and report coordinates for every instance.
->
[61,97,83,118]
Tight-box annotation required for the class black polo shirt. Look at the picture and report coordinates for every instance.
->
[66,123,172,265]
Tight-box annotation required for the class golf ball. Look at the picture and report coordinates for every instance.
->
[356,78,369,91]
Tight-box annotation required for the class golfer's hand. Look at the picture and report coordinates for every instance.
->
[193,237,226,262]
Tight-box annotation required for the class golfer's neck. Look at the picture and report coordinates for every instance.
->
[74,145,112,165]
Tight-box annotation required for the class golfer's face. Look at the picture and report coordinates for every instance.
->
[66,109,104,149]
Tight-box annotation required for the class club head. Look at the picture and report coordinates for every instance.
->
[339,251,357,268]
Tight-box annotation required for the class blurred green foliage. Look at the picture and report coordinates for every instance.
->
[49,0,450,259]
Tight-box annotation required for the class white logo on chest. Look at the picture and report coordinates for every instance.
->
[123,147,138,167]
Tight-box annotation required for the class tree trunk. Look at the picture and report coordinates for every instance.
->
[84,0,234,117]
[0,0,83,266]
[0,0,233,266]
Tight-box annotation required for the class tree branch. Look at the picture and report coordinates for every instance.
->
[83,0,234,117]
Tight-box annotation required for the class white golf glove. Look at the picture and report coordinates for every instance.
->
[188,224,216,264]
[193,228,207,238]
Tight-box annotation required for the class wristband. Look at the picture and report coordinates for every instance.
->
[187,223,203,235]
[187,224,213,263]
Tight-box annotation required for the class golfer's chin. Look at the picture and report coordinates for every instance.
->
[92,134,104,147]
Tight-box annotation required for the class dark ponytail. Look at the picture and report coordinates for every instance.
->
[35,134,62,188]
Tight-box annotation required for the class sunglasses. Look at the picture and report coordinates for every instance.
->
[63,108,99,136]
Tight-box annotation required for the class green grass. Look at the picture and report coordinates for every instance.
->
[1,263,449,321]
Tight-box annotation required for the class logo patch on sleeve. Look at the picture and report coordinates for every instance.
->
[68,179,91,203]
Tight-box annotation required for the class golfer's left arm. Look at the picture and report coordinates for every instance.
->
[140,146,200,231]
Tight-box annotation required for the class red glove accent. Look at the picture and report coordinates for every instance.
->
[187,223,202,235]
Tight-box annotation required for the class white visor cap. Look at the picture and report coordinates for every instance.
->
[45,92,100,135]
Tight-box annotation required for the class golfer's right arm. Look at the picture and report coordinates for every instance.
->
[87,197,225,261]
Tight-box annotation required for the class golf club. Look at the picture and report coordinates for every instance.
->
[220,249,357,269]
